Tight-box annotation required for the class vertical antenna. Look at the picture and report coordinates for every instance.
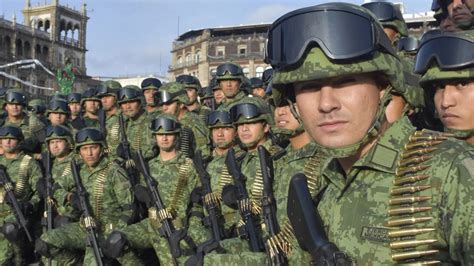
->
[177,16,180,36]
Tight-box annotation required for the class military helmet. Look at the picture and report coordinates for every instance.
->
[96,82,118,98]
[262,69,273,87]
[80,87,101,106]
[103,80,122,90]
[207,110,233,129]
[75,127,106,151]
[215,63,244,81]
[239,76,252,95]
[156,82,189,105]
[28,99,46,115]
[150,114,181,134]
[229,96,273,125]
[45,124,73,144]
[46,98,70,116]
[0,125,24,141]
[209,77,220,91]
[117,86,142,104]
[67,93,82,103]
[250,77,264,89]
[141,78,162,91]
[176,75,202,91]
[362,1,408,37]
[4,89,28,106]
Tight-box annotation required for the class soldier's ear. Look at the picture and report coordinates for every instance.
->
[263,122,271,134]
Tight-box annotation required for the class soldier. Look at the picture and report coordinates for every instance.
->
[28,99,48,126]
[215,63,247,109]
[249,77,266,98]
[67,93,82,121]
[210,78,225,108]
[140,77,162,115]
[71,88,101,130]
[0,125,42,265]
[176,74,211,122]
[267,3,474,264]
[443,0,474,30]
[97,82,121,155]
[35,127,142,265]
[46,98,71,127]
[104,115,202,265]
[198,85,215,110]
[416,30,474,145]
[158,82,210,157]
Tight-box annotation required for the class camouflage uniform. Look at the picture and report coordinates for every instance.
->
[123,110,153,155]
[104,111,121,155]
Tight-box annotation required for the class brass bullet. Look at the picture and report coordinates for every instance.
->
[391,250,439,261]
[389,196,432,205]
[398,155,433,167]
[409,135,448,142]
[387,216,432,227]
[396,165,430,177]
[404,140,443,150]
[390,239,437,249]
[401,148,437,160]
[389,206,432,216]
[393,174,430,186]
[388,227,435,238]
[391,185,431,195]
[400,261,441,266]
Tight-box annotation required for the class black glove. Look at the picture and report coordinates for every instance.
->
[133,185,152,207]
[2,222,24,243]
[36,178,47,199]
[69,192,82,211]
[221,184,238,210]
[116,143,128,160]
[104,231,128,259]
[190,187,203,205]
[20,202,34,216]
[313,243,353,266]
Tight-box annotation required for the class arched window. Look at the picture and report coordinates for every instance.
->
[24,41,31,58]
[195,50,201,63]
[177,56,183,65]
[185,53,192,64]
[16,39,23,57]
[45,20,51,32]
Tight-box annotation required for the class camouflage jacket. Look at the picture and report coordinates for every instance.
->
[317,116,474,264]
[125,110,153,156]
[51,152,80,220]
[105,111,121,156]
[2,113,44,153]
[190,104,211,123]
[0,152,42,221]
[179,111,211,157]
[217,90,247,111]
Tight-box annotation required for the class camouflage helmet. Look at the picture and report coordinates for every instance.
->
[209,77,220,91]
[207,110,233,129]
[97,82,118,98]
[141,78,162,91]
[0,125,24,141]
[4,89,28,106]
[45,124,73,145]
[250,77,264,89]
[215,63,244,81]
[176,75,202,91]
[117,86,142,104]
[67,93,82,103]
[46,98,70,116]
[157,82,189,105]
[28,99,46,115]
[75,127,106,151]
[229,96,273,125]
[80,87,101,106]
[150,114,181,134]
[362,1,408,38]
[199,86,214,100]
[103,80,122,90]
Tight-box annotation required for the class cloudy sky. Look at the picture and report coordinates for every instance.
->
[1,0,432,77]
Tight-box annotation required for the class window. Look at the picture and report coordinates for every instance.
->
[216,46,225,57]
[195,50,201,63]
[177,56,183,65]
[238,44,247,56]
[185,53,192,64]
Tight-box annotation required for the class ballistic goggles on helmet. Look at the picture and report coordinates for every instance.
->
[75,128,105,143]
[265,3,396,70]
[141,78,162,90]
[176,75,200,87]
[118,87,142,102]
[48,99,69,113]
[5,91,27,105]
[362,2,404,22]
[216,63,244,77]
[207,111,232,126]
[46,125,72,139]
[0,126,23,140]
[230,103,264,123]
[29,104,46,114]
[150,117,181,132]
[414,32,474,74]
[397,36,420,53]
[96,84,117,97]
[67,93,82,103]
[154,90,186,105]
[82,88,100,100]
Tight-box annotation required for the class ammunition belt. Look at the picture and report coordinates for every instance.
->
[217,166,233,197]
[266,220,294,259]
[148,207,183,229]
[169,159,192,211]
[15,155,32,200]
[388,129,449,264]
[92,162,112,223]
[250,167,263,215]
[303,153,324,196]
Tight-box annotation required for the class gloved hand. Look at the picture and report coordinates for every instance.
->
[69,192,82,211]
[133,185,152,206]
[221,184,238,209]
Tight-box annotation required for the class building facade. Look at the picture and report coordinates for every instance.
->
[0,0,88,98]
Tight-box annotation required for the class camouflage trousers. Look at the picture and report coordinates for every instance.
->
[0,233,15,265]
[203,237,267,266]
[41,222,144,266]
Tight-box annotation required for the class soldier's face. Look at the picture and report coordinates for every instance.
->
[84,100,100,114]
[120,100,141,118]
[219,79,240,98]
[0,138,19,153]
[186,88,198,105]
[294,74,384,149]
[237,121,269,150]
[143,89,157,105]
[155,134,177,152]
[48,112,67,125]
[79,144,102,167]
[252,87,266,98]
[68,103,81,115]
[162,101,180,117]
[212,127,236,149]
[48,139,69,158]
[5,103,23,117]
[434,80,474,132]
[448,0,474,26]
[274,105,300,131]
[383,27,398,43]
[101,96,116,111]
[213,89,225,104]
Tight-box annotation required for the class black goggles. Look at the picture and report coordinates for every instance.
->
[96,84,114,96]
[207,111,232,126]
[46,125,71,138]
[414,33,474,74]
[75,128,104,143]
[67,93,82,103]
[265,3,395,70]
[229,103,264,122]
[155,90,185,104]
[397,37,419,53]
[48,99,69,113]
[141,78,162,89]
[29,104,46,114]
[150,117,181,132]
[118,88,141,101]
[176,75,199,86]
[216,63,243,77]
[82,88,98,98]
[5,91,27,104]
[361,2,404,22]
[0,126,23,139]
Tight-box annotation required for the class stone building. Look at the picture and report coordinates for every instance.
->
[0,0,88,97]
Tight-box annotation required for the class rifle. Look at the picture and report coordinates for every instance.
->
[118,113,138,187]
[287,173,352,266]
[193,150,226,242]
[70,159,104,266]
[41,151,54,266]
[98,109,107,137]
[224,148,264,252]
[133,150,196,266]
[0,166,33,242]
[258,146,287,265]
